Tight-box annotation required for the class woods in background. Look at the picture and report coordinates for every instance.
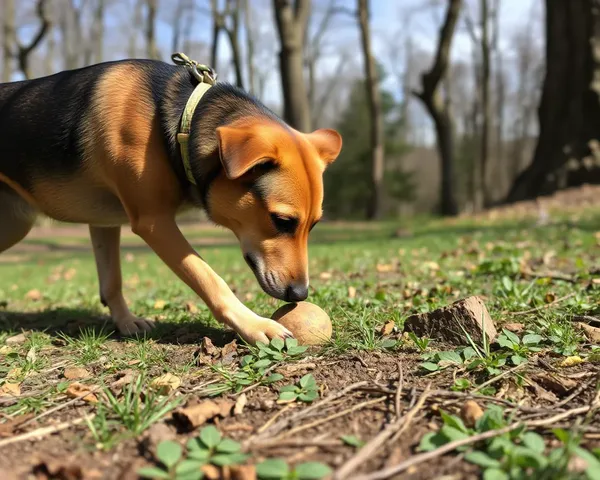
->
[1,0,596,219]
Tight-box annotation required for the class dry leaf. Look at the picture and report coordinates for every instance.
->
[234,393,247,416]
[64,367,91,380]
[202,465,221,480]
[348,286,357,298]
[24,289,42,301]
[559,356,584,368]
[1,382,21,396]
[544,292,556,303]
[125,253,135,263]
[63,268,77,280]
[319,271,332,280]
[0,346,11,354]
[153,299,167,309]
[111,370,136,388]
[503,323,525,333]
[185,301,198,314]
[276,362,316,376]
[201,337,218,356]
[150,373,181,395]
[376,263,394,273]
[66,382,98,404]
[6,367,23,380]
[531,372,577,396]
[380,320,395,336]
[460,400,484,428]
[0,413,34,438]
[230,465,257,480]
[5,332,28,345]
[26,347,36,363]
[423,261,440,271]
[576,323,600,343]
[173,399,234,429]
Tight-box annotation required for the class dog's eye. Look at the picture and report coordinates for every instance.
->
[270,214,298,234]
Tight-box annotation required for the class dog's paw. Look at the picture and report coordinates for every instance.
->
[240,317,294,345]
[115,315,155,336]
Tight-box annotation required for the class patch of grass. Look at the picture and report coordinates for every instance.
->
[58,326,111,364]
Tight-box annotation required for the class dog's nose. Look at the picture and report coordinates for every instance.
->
[285,284,308,302]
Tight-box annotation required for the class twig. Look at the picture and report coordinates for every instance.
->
[335,385,432,479]
[270,397,386,442]
[0,413,94,449]
[471,362,529,393]
[257,404,296,434]
[509,292,575,316]
[20,385,102,429]
[395,363,404,418]
[254,381,368,439]
[349,402,597,480]
[553,378,595,408]
[521,269,577,283]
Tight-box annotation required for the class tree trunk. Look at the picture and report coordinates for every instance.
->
[243,0,256,94]
[16,0,51,79]
[129,0,143,57]
[413,0,462,216]
[2,0,15,82]
[145,0,160,60]
[225,0,244,89]
[479,0,491,207]
[507,0,600,202]
[357,0,385,220]
[93,0,105,64]
[273,0,311,132]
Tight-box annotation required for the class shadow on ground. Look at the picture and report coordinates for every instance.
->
[0,307,235,346]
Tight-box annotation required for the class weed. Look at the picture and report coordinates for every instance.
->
[58,327,110,364]
[256,458,332,480]
[496,329,543,365]
[278,374,319,403]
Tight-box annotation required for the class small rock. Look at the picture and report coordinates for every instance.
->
[234,393,247,416]
[460,400,483,428]
[403,296,497,345]
[5,333,28,345]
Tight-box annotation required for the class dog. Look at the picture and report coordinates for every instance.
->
[0,55,342,345]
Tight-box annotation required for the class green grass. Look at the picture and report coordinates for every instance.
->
[2,211,600,477]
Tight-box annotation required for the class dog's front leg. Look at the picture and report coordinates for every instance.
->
[131,214,293,344]
[89,226,155,335]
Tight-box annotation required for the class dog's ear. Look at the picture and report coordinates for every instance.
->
[306,129,342,167]
[216,125,277,179]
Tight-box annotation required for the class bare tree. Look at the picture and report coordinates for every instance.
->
[243,0,255,94]
[357,0,385,219]
[93,0,105,64]
[2,0,15,82]
[273,0,311,132]
[129,0,144,57]
[413,0,463,216]
[210,0,244,88]
[145,0,161,60]
[14,0,51,79]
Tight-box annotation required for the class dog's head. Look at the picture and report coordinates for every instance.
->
[207,118,342,302]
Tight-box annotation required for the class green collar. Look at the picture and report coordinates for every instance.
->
[171,53,217,186]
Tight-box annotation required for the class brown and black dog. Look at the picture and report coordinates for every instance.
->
[0,58,342,344]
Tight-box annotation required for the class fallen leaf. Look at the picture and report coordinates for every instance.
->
[125,253,135,263]
[150,373,181,395]
[276,362,317,376]
[153,299,167,309]
[64,367,91,380]
[544,292,556,303]
[0,413,34,437]
[5,332,28,345]
[220,340,238,364]
[24,289,42,301]
[202,465,221,480]
[319,271,332,280]
[348,286,357,298]
[380,320,395,336]
[423,261,440,271]
[185,301,198,314]
[173,399,234,429]
[63,268,77,280]
[6,367,23,380]
[576,323,600,343]
[26,347,36,363]
[234,393,247,416]
[230,465,257,480]
[503,323,525,333]
[0,382,21,396]
[559,356,584,368]
[0,346,11,354]
[376,263,394,273]
[66,382,98,404]
[531,372,577,396]
[201,337,218,356]
[111,370,136,388]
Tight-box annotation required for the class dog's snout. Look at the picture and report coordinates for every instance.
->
[285,284,308,302]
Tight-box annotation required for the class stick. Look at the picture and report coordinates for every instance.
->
[394,363,404,418]
[470,362,528,393]
[335,386,431,479]
[0,414,94,449]
[509,292,575,316]
[254,381,368,439]
[350,402,598,480]
[271,397,385,442]
[257,404,296,434]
